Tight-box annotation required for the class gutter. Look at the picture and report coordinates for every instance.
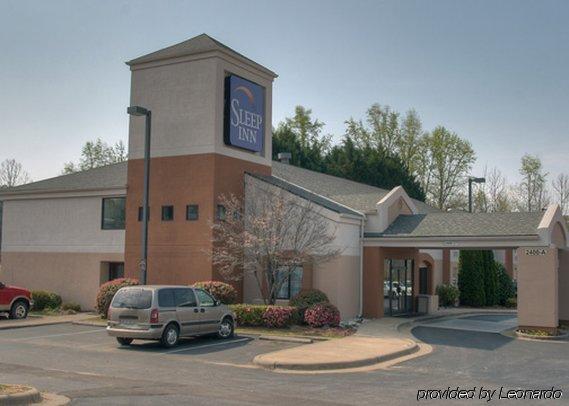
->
[358,215,365,318]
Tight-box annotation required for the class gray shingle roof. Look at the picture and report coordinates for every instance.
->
[246,173,363,217]
[127,34,277,78]
[272,161,436,214]
[0,162,127,196]
[365,211,545,238]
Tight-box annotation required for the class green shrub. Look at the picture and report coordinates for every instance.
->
[61,302,81,312]
[496,262,516,306]
[96,278,139,318]
[32,291,62,311]
[290,289,329,322]
[230,304,268,326]
[458,251,486,306]
[192,281,238,304]
[505,297,517,308]
[481,251,498,306]
[436,284,459,307]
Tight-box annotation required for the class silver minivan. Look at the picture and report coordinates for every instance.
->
[106,285,236,348]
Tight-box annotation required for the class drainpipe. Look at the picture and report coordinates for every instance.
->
[358,216,365,318]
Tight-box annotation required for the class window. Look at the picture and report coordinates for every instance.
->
[138,207,150,221]
[195,289,216,307]
[102,198,125,230]
[216,204,226,221]
[174,288,197,307]
[111,288,152,309]
[161,205,174,221]
[109,262,124,280]
[276,266,303,300]
[158,289,176,307]
[186,204,199,221]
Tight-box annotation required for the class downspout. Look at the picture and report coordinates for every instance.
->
[358,215,365,318]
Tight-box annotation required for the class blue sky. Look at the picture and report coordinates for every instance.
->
[1,0,568,185]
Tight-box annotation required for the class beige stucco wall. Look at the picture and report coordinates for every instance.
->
[1,197,124,253]
[312,255,360,320]
[517,247,559,329]
[1,251,124,310]
[559,249,569,323]
[129,53,273,167]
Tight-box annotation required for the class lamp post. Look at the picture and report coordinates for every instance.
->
[127,106,151,285]
[468,176,486,213]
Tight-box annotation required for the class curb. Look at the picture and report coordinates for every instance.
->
[253,340,419,371]
[71,321,107,328]
[514,329,569,341]
[0,320,72,331]
[259,335,313,344]
[0,385,41,406]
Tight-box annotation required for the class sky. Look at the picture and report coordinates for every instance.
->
[1,0,568,186]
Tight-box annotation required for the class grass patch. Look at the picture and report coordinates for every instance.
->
[80,316,107,326]
[30,308,79,317]
[236,325,355,339]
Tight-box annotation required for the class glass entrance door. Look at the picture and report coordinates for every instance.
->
[383,259,414,316]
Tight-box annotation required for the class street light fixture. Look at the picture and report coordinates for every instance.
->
[127,105,151,285]
[468,176,486,213]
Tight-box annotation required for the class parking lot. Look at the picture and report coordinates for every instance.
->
[1,319,568,405]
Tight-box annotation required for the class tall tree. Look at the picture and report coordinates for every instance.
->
[421,126,476,210]
[516,154,549,212]
[398,109,424,174]
[552,173,569,214]
[0,158,31,187]
[473,167,512,213]
[63,139,127,174]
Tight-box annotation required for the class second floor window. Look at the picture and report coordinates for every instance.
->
[186,204,199,221]
[162,205,174,221]
[101,197,125,230]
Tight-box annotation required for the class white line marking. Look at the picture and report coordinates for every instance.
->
[19,329,104,341]
[165,337,250,354]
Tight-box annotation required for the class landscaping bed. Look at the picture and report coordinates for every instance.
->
[0,384,29,395]
[515,328,568,340]
[236,325,356,339]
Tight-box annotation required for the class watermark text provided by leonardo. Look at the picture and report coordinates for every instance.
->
[417,386,563,402]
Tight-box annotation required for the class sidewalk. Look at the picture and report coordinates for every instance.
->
[253,335,418,371]
[0,313,94,330]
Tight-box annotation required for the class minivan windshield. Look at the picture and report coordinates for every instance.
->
[111,288,152,309]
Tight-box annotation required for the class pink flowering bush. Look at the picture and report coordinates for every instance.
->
[304,303,341,328]
[262,306,295,328]
[96,278,139,318]
[193,281,238,304]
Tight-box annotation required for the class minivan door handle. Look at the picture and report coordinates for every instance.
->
[193,308,199,313]
[200,308,205,313]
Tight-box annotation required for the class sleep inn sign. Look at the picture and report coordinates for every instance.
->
[224,74,265,152]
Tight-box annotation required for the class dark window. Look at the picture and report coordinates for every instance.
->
[419,267,428,295]
[216,204,226,221]
[195,289,216,307]
[276,266,303,300]
[138,207,150,221]
[109,262,124,280]
[161,205,174,221]
[158,289,176,307]
[186,205,199,221]
[111,288,152,309]
[102,198,125,230]
[174,288,197,307]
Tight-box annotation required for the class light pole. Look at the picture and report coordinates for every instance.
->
[127,106,151,285]
[468,176,486,213]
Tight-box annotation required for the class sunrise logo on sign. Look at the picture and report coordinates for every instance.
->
[224,75,265,152]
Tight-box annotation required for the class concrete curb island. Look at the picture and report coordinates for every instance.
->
[0,385,41,406]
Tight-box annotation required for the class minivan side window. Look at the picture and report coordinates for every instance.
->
[158,289,176,307]
[195,289,215,307]
[174,289,197,307]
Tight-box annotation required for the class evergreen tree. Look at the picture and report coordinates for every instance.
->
[458,251,486,306]
[480,251,498,306]
[495,262,516,306]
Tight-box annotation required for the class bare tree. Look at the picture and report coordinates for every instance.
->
[516,154,549,212]
[473,167,512,213]
[0,159,31,188]
[210,179,341,304]
[552,173,569,214]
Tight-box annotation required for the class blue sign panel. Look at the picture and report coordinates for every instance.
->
[224,75,265,152]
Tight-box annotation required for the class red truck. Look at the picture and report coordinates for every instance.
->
[0,281,32,319]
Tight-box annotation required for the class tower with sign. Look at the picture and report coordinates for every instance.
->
[124,34,276,289]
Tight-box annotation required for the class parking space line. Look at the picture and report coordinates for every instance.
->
[164,337,251,354]
[18,328,105,341]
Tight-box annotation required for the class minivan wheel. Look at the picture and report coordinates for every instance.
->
[161,324,179,348]
[9,300,29,320]
[218,317,234,339]
[116,337,134,346]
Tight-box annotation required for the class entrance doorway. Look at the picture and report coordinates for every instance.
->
[384,259,414,316]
